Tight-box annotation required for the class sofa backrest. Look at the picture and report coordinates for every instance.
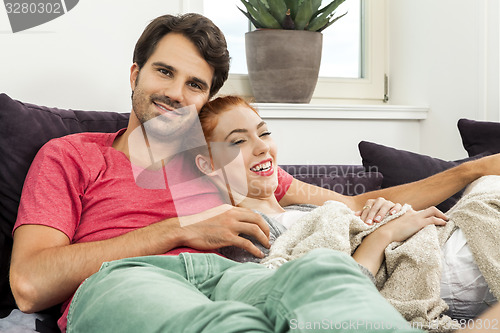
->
[0,93,129,316]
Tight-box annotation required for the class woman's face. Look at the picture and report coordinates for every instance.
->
[208,104,278,199]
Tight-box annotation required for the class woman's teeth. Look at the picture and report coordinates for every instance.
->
[250,161,271,172]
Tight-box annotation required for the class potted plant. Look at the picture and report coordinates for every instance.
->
[239,0,347,103]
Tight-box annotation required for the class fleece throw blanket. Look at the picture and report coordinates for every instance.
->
[261,175,500,332]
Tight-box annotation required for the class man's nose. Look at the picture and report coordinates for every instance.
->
[164,80,184,106]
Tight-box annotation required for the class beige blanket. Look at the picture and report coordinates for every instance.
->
[261,175,500,332]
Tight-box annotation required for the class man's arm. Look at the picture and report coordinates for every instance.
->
[355,159,479,211]
[281,153,500,212]
[10,205,270,313]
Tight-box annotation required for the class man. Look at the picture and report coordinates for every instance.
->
[9,13,500,332]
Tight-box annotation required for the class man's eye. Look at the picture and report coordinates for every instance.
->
[159,69,172,76]
[188,82,202,90]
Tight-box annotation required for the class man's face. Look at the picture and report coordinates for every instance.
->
[130,32,214,139]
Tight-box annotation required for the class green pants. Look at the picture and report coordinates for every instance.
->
[66,249,420,332]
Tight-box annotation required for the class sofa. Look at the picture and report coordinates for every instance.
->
[1,92,499,332]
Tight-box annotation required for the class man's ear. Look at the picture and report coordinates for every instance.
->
[130,63,140,90]
[195,154,215,176]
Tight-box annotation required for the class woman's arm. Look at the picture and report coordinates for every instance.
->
[352,207,448,275]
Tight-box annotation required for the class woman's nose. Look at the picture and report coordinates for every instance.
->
[253,137,270,155]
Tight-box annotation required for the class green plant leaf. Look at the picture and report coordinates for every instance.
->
[307,13,330,31]
[284,0,299,20]
[237,6,264,28]
[247,0,266,10]
[318,10,348,32]
[311,0,322,14]
[239,0,282,29]
[315,0,346,16]
[240,0,261,23]
[260,0,270,8]
[294,0,314,30]
[255,0,283,28]
[307,0,346,31]
[267,0,288,25]
[239,0,346,31]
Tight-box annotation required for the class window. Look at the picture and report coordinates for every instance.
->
[204,0,361,78]
[185,0,386,102]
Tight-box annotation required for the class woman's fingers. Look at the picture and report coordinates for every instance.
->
[389,203,403,215]
[357,198,402,225]
[423,206,449,221]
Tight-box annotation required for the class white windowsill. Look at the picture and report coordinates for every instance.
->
[253,104,429,120]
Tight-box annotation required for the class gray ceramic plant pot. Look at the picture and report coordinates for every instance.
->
[245,29,323,103]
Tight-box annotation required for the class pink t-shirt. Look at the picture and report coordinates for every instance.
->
[14,130,293,331]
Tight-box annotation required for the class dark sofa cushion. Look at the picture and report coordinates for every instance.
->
[0,93,129,315]
[358,141,486,213]
[280,165,383,196]
[458,118,500,157]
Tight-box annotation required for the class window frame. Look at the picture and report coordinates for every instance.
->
[182,0,386,103]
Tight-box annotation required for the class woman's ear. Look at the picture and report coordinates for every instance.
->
[195,154,215,176]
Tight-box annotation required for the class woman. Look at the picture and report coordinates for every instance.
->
[195,95,497,323]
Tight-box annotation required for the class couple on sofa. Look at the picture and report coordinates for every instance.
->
[9,12,500,332]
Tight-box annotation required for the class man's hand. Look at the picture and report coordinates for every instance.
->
[355,197,402,225]
[10,204,270,313]
[178,205,271,258]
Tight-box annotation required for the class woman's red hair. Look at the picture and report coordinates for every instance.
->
[198,95,259,142]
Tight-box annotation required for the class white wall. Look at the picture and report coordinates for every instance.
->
[387,0,500,160]
[0,0,193,111]
[1,1,498,164]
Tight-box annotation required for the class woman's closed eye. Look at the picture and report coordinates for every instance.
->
[230,132,271,145]
[230,139,246,146]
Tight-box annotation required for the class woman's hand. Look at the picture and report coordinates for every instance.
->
[355,197,402,225]
[353,206,448,275]
[376,206,448,243]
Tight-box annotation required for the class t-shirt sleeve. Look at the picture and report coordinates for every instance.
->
[274,166,293,202]
[14,139,88,241]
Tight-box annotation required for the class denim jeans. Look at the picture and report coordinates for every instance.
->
[66,249,419,332]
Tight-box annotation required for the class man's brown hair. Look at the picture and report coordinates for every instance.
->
[133,13,230,98]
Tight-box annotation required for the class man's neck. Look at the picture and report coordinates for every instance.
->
[112,122,184,167]
[112,128,131,158]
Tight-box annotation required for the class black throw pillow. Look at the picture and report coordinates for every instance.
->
[358,140,487,213]
[458,118,500,157]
